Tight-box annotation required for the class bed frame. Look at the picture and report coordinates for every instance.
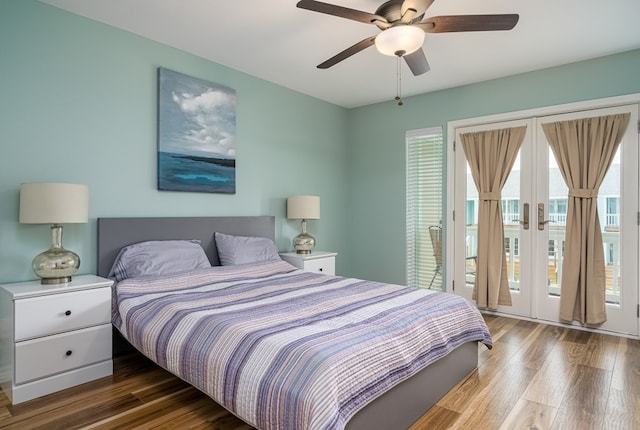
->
[97,216,478,430]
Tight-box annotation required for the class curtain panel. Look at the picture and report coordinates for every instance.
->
[460,126,527,310]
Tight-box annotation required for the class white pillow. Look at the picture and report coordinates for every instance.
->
[214,232,280,266]
[108,240,211,281]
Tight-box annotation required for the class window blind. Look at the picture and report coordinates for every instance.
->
[406,127,444,289]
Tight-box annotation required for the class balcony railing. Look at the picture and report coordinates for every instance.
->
[465,224,621,303]
[605,214,619,226]
[497,212,619,228]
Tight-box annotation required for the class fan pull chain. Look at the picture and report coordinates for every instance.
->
[395,53,403,106]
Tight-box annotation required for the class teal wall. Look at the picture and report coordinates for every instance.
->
[0,1,349,283]
[347,49,640,284]
[1,1,639,286]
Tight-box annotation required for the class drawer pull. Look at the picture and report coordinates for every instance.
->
[65,310,72,316]
[65,350,73,356]
[318,268,323,272]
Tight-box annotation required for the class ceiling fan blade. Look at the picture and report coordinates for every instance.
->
[317,36,377,69]
[404,49,430,76]
[400,0,435,23]
[417,14,519,33]
[296,0,387,25]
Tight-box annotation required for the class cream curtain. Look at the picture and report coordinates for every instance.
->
[461,126,527,310]
[542,113,630,324]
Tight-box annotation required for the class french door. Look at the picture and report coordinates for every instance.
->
[451,103,639,336]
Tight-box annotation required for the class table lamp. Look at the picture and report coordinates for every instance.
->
[287,195,320,254]
[19,182,89,284]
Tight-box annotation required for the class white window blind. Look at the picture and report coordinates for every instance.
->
[406,127,444,289]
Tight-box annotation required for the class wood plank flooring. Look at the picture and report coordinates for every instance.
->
[0,315,638,429]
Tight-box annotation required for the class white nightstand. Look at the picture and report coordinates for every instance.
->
[279,251,337,276]
[0,274,113,404]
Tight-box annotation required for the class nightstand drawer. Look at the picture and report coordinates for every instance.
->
[279,252,337,276]
[15,288,111,341]
[15,324,112,384]
[304,258,335,275]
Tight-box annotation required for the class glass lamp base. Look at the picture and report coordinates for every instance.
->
[293,232,316,254]
[32,224,80,284]
[33,248,80,284]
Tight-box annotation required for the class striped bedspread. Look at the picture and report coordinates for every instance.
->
[114,260,492,430]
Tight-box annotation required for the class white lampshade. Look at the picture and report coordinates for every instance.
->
[287,195,320,220]
[20,182,89,224]
[375,25,425,57]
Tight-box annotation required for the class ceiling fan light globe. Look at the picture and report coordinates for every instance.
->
[375,25,425,57]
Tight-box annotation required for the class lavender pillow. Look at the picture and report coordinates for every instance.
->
[214,232,280,266]
[108,240,211,281]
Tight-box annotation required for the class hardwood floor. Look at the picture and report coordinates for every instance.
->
[0,315,638,429]
[412,315,640,430]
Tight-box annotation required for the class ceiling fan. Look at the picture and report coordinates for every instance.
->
[297,0,519,76]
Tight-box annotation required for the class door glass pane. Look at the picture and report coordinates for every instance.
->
[547,146,568,297]
[502,152,520,290]
[602,149,621,305]
[465,163,478,287]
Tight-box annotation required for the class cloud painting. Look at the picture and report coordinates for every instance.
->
[158,68,236,193]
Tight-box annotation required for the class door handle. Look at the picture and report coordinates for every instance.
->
[522,203,529,230]
[538,203,555,230]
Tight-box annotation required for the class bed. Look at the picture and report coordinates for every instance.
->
[97,216,491,430]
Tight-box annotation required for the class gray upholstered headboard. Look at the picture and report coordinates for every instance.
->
[97,216,276,277]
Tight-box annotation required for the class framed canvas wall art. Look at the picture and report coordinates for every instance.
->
[158,68,236,194]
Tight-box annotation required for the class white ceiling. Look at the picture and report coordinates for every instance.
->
[40,0,640,108]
